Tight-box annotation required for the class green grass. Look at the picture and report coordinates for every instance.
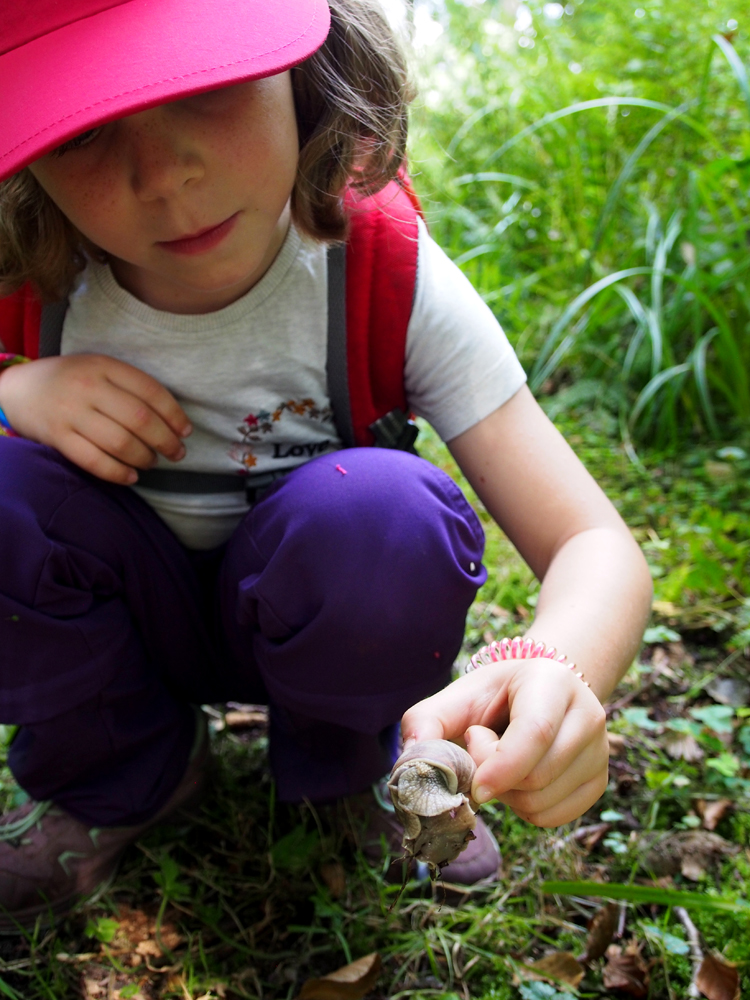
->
[408,0,750,448]
[0,420,748,999]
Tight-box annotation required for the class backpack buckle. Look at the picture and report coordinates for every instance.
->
[369,409,419,454]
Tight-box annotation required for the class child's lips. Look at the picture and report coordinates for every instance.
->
[157,212,240,255]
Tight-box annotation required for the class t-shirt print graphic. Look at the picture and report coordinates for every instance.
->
[229,398,336,471]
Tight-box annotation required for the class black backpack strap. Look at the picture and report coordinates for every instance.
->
[39,300,67,357]
[325,243,418,454]
[325,243,356,448]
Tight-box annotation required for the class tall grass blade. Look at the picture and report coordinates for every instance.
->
[713,34,750,119]
[447,100,503,157]
[691,328,720,437]
[530,268,652,391]
[485,98,719,166]
[454,172,537,189]
[589,105,693,263]
[543,880,750,913]
[630,363,691,428]
[616,285,649,377]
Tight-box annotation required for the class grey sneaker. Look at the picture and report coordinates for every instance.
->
[0,714,209,933]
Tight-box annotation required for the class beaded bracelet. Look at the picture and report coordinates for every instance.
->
[0,406,16,437]
[467,635,590,687]
[0,353,30,370]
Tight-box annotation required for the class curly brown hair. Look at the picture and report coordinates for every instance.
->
[0,0,414,303]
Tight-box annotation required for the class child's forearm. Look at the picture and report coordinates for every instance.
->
[526,524,652,703]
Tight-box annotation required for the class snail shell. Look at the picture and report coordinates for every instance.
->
[388,739,478,870]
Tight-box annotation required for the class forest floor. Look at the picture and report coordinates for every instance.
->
[1,413,749,1000]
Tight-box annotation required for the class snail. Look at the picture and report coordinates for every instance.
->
[387,739,478,872]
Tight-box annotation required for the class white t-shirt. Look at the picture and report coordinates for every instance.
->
[62,219,526,548]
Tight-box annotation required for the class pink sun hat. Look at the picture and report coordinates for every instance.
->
[0,0,331,182]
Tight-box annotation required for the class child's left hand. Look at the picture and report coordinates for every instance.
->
[400,658,608,828]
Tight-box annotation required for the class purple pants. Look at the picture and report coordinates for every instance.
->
[0,439,486,826]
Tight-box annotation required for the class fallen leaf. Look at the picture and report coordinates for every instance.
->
[696,952,740,1000]
[515,952,585,987]
[652,601,680,617]
[297,953,382,1000]
[607,733,626,756]
[665,731,704,762]
[320,861,347,899]
[706,677,750,708]
[581,903,619,963]
[695,800,733,832]
[602,945,649,997]
[136,940,162,959]
[643,831,740,879]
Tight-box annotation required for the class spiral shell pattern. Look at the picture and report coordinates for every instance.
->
[388,739,478,870]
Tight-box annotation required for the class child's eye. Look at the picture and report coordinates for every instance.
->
[52,127,102,157]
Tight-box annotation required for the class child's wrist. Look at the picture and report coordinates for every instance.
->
[467,635,590,688]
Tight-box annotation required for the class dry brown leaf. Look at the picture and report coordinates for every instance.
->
[643,831,740,879]
[607,733,626,756]
[320,861,347,899]
[136,940,162,959]
[695,799,733,832]
[297,953,382,1000]
[80,963,153,1000]
[706,677,750,707]
[696,952,741,1000]
[515,952,585,987]
[106,904,183,963]
[652,600,680,617]
[665,731,704,762]
[581,903,619,963]
[602,945,649,997]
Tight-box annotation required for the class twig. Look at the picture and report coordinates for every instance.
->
[675,906,703,999]
[565,822,611,844]
[616,903,627,939]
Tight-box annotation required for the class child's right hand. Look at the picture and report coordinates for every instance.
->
[0,354,192,484]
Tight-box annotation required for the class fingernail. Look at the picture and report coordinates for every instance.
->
[474,785,493,804]
[403,737,416,750]
[175,445,186,461]
[126,470,138,484]
[181,423,193,437]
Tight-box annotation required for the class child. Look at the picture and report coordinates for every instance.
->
[0,0,652,928]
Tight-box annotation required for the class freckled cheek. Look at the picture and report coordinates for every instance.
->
[48,171,127,245]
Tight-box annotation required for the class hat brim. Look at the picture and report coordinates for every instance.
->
[0,0,330,181]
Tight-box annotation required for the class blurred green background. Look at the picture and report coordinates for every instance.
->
[402,0,749,452]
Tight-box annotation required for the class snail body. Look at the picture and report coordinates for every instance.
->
[387,739,478,871]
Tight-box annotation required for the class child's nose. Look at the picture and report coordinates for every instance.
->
[126,114,204,201]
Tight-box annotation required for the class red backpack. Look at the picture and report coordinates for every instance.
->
[0,178,422,472]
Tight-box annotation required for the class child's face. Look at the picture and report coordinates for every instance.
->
[28,75,299,314]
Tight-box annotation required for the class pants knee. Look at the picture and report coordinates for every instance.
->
[229,448,485,636]
[221,449,486,731]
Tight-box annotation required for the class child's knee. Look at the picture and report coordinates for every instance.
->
[223,448,486,670]
[241,447,485,583]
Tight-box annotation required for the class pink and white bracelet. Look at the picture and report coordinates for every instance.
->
[467,635,590,687]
